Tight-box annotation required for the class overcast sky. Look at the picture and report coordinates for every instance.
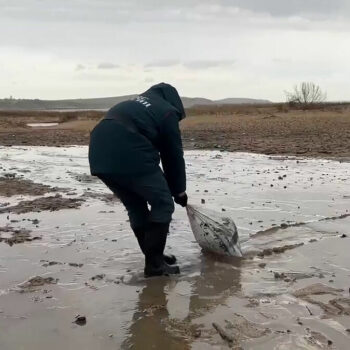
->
[1,0,349,101]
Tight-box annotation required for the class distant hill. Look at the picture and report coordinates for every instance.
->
[0,95,271,110]
[214,98,272,105]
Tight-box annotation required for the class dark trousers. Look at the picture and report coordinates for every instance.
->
[99,168,174,230]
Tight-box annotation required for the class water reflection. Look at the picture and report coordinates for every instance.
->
[187,253,242,315]
[122,253,242,349]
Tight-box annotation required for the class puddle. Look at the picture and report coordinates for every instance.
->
[0,146,349,349]
[27,123,59,127]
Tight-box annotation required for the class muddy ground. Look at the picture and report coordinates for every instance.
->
[0,147,349,349]
[0,175,66,197]
[0,103,350,159]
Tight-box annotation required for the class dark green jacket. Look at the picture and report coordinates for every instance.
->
[89,83,186,195]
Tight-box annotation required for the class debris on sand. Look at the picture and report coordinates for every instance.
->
[257,243,304,258]
[165,319,202,341]
[73,315,87,326]
[41,260,83,268]
[245,299,259,308]
[254,222,306,236]
[41,260,63,267]
[293,283,343,298]
[272,271,313,282]
[225,313,270,338]
[328,297,350,315]
[70,172,98,184]
[0,194,84,214]
[18,276,58,293]
[81,191,118,204]
[302,297,341,316]
[274,272,287,280]
[254,212,350,239]
[302,295,350,317]
[213,313,270,348]
[212,322,235,344]
[293,283,350,317]
[68,263,83,268]
[319,213,350,222]
[0,176,68,197]
[305,330,335,349]
[91,274,105,281]
[0,226,41,246]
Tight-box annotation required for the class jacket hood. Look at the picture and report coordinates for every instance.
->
[142,82,186,120]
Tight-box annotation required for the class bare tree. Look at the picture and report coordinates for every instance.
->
[285,82,326,105]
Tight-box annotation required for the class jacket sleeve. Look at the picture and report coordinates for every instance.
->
[159,112,186,196]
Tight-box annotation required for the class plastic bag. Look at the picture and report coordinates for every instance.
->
[186,204,242,257]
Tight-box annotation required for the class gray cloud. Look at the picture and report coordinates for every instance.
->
[145,60,234,69]
[1,1,349,101]
[1,0,349,24]
[183,60,234,69]
[97,62,119,69]
[219,0,350,18]
[145,60,180,68]
[1,1,349,54]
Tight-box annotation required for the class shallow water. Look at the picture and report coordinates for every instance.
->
[26,123,59,127]
[0,146,349,349]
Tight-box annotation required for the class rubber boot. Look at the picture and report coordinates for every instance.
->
[143,222,180,278]
[133,227,177,265]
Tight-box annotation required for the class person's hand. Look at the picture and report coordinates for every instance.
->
[174,192,188,207]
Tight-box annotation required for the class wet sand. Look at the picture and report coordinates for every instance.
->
[0,147,350,349]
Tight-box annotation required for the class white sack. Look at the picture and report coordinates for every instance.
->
[186,204,242,257]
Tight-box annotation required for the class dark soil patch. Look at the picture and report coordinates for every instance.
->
[0,176,66,197]
[0,194,84,214]
[0,226,41,246]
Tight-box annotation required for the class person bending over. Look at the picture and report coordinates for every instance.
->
[89,83,188,277]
